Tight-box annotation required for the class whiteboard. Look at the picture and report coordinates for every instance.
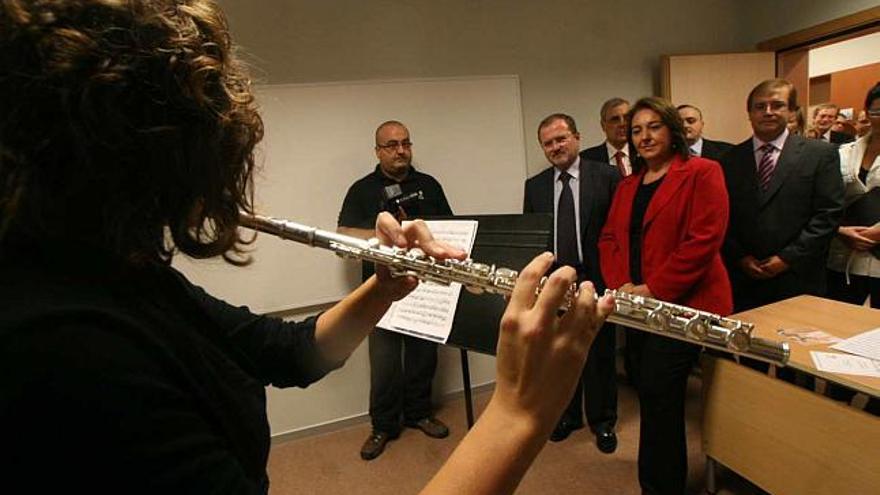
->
[173,75,528,313]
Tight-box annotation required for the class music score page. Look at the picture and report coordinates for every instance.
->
[376,220,478,343]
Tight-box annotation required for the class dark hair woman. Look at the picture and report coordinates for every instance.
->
[826,82,880,309]
[598,96,733,494]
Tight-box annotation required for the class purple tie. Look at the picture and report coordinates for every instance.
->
[756,144,776,191]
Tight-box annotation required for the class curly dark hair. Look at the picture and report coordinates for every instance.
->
[626,96,689,173]
[0,0,262,265]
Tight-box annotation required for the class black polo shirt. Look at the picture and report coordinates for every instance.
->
[338,164,453,279]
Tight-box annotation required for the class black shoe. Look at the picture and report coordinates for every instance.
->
[360,431,397,460]
[404,417,449,439]
[595,429,617,454]
[549,419,584,442]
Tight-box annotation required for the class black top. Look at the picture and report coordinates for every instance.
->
[859,166,869,186]
[338,164,453,279]
[629,176,665,284]
[0,240,342,494]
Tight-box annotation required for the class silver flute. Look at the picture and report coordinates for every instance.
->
[239,213,789,366]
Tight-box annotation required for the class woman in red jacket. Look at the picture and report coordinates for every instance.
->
[598,96,732,495]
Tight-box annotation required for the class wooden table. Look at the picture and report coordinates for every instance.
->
[701,296,880,495]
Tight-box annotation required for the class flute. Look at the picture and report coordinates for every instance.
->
[238,213,789,366]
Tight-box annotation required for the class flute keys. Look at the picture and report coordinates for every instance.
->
[470,263,491,276]
[407,248,427,260]
[727,328,751,352]
[647,308,671,332]
[464,263,491,294]
[494,267,518,282]
[684,316,709,342]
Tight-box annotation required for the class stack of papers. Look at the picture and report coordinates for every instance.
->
[810,327,880,377]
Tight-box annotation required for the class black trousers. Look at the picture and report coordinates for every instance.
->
[558,321,618,432]
[826,269,880,308]
[824,269,879,404]
[368,328,438,435]
[628,331,700,495]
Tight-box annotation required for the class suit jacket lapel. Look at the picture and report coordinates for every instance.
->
[643,155,689,226]
[579,163,594,241]
[539,167,555,212]
[703,140,716,159]
[760,134,803,207]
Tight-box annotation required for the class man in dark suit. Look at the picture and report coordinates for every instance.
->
[677,104,733,161]
[580,97,637,176]
[813,103,856,145]
[722,79,844,313]
[580,98,638,387]
[523,113,621,452]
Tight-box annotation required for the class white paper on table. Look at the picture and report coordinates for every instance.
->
[810,351,880,378]
[376,220,478,343]
[831,327,880,362]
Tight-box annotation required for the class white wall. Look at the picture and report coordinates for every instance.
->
[213,0,875,437]
[219,0,757,176]
[809,31,880,77]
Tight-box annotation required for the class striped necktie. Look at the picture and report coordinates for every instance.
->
[756,144,776,191]
[613,151,628,177]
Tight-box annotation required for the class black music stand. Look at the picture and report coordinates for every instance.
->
[430,213,552,428]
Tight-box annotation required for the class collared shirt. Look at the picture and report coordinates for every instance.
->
[690,137,704,157]
[553,156,583,263]
[752,128,789,172]
[822,130,832,141]
[605,141,631,176]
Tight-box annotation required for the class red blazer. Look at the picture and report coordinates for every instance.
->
[598,155,733,315]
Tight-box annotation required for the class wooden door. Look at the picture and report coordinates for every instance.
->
[661,52,776,144]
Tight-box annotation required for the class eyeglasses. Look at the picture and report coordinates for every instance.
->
[867,109,880,118]
[377,140,413,150]
[750,100,788,112]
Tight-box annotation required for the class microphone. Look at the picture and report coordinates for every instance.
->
[380,184,424,216]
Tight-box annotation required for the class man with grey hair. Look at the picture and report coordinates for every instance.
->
[580,97,637,176]
[812,103,855,145]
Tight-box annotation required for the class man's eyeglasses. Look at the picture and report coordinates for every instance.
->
[750,101,788,112]
[377,140,413,150]
[866,109,880,118]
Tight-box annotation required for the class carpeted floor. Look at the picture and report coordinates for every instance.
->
[267,375,766,494]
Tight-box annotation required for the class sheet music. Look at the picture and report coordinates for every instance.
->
[831,327,880,362]
[810,351,880,378]
[376,220,478,343]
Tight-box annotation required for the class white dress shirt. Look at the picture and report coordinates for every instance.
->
[751,128,789,173]
[690,137,704,157]
[605,141,631,176]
